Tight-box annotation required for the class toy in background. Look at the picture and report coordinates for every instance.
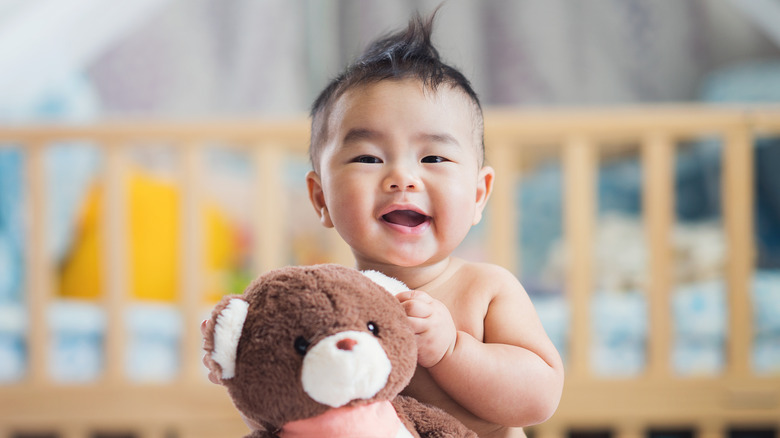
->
[541,214,731,376]
[533,207,779,377]
[0,143,345,384]
[0,144,261,383]
[52,163,253,382]
[521,60,780,378]
[58,167,250,302]
[0,73,102,383]
[203,264,476,438]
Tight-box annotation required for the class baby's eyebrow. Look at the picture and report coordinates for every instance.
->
[342,128,381,145]
[418,132,460,147]
[341,128,460,149]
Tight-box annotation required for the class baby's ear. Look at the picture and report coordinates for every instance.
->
[203,296,250,382]
[306,170,334,228]
[361,270,409,296]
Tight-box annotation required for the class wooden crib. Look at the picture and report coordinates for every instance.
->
[0,105,778,438]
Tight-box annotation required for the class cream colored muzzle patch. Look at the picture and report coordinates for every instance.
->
[301,330,392,407]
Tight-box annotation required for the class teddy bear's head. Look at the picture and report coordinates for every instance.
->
[202,264,416,431]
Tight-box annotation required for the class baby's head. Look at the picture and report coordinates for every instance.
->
[306,9,493,269]
[309,9,484,174]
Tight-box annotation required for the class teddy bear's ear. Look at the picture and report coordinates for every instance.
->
[361,270,409,296]
[205,297,250,380]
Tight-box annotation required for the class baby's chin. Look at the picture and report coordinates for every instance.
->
[357,249,451,271]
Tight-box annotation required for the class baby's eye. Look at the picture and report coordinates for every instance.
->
[421,155,449,164]
[352,155,382,164]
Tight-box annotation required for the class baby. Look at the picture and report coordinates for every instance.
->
[203,8,564,438]
[304,9,564,438]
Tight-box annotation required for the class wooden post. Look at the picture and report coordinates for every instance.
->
[253,145,287,273]
[60,425,87,438]
[722,126,755,378]
[327,228,355,267]
[563,135,597,379]
[180,143,206,383]
[486,142,518,272]
[616,423,644,438]
[641,132,675,379]
[532,422,565,438]
[102,143,129,383]
[24,141,50,384]
[698,420,724,438]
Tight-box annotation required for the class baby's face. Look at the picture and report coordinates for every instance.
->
[307,79,493,269]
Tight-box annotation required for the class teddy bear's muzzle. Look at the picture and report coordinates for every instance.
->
[300,330,392,408]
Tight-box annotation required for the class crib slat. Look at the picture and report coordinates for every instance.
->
[24,141,50,383]
[327,224,356,266]
[699,422,724,438]
[60,425,87,438]
[180,144,206,383]
[487,142,518,271]
[616,423,644,438]
[253,144,287,273]
[102,143,129,383]
[531,422,565,438]
[4,109,779,437]
[563,135,597,379]
[723,126,755,378]
[641,132,675,379]
[138,425,169,438]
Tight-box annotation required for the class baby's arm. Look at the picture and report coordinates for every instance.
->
[397,264,564,427]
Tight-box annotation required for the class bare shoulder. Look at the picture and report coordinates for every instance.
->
[439,259,562,371]
[457,261,549,348]
[454,260,525,299]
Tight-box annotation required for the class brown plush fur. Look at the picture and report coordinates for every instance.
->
[203,264,475,437]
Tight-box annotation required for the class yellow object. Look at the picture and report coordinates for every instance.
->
[58,168,242,303]
[127,171,179,301]
[202,200,243,302]
[58,184,103,300]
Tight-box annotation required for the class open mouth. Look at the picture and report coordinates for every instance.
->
[381,210,431,228]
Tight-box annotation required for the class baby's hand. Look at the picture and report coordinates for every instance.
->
[396,290,457,368]
[201,319,221,385]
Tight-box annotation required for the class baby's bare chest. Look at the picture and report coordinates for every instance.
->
[429,282,490,341]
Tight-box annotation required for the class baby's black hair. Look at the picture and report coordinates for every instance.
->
[309,7,484,170]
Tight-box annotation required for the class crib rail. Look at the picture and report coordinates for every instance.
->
[1,105,779,438]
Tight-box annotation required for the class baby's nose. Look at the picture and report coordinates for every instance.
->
[384,167,421,191]
[389,182,417,190]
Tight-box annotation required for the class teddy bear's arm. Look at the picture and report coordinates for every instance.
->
[392,395,477,438]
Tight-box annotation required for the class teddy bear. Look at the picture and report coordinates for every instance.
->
[202,263,477,438]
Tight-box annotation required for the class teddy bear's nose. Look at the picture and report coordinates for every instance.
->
[336,338,357,351]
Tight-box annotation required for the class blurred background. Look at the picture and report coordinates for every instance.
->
[1,0,779,436]
[2,0,780,119]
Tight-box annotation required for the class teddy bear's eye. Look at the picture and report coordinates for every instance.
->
[294,336,310,356]
[367,321,380,337]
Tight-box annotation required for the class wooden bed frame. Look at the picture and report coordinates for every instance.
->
[0,105,778,438]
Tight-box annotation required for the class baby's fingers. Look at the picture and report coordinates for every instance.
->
[400,297,433,318]
[404,314,430,335]
[200,319,221,384]
[396,290,433,303]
